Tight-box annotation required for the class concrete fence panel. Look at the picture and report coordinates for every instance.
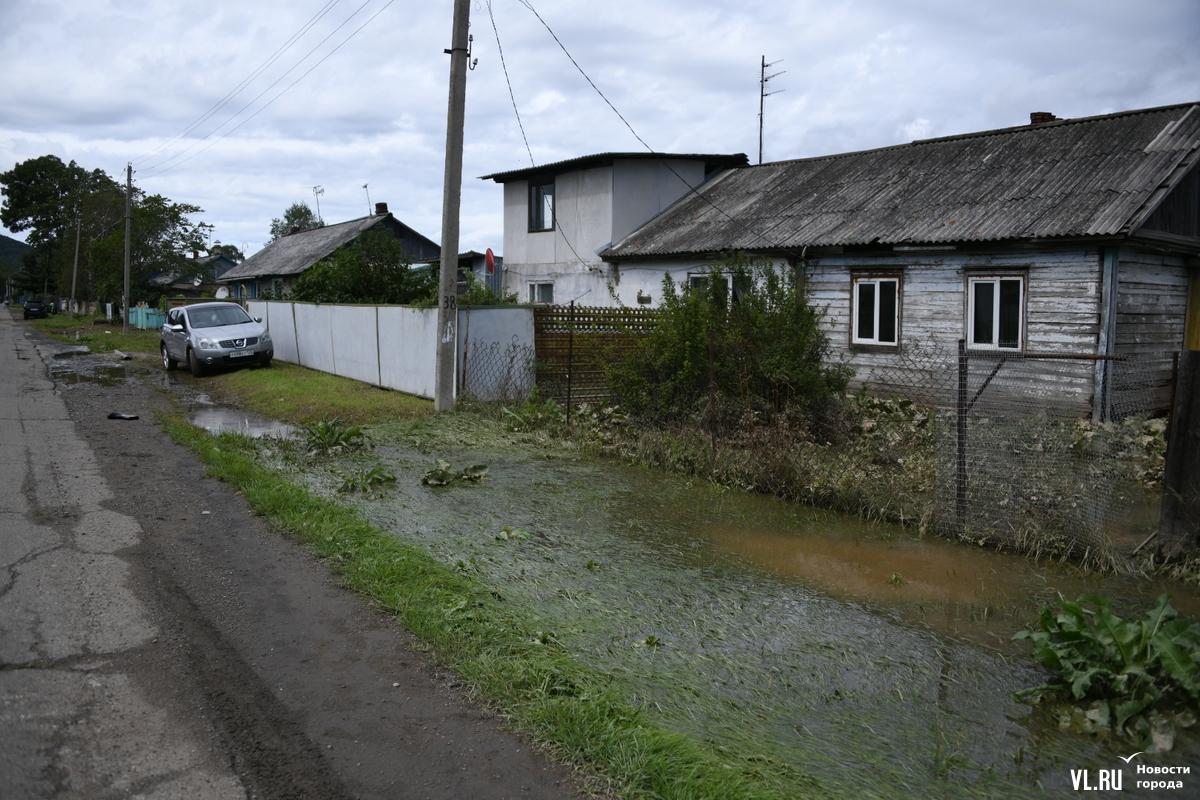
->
[293,303,337,376]
[329,305,381,387]
[378,306,439,398]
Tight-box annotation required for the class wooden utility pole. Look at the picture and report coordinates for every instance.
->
[1159,350,1200,557]
[69,215,80,321]
[122,163,132,334]
[435,0,471,412]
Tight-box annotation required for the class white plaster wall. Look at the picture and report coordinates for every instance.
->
[329,305,381,387]
[611,160,704,243]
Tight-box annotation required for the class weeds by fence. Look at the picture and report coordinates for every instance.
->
[466,305,1171,567]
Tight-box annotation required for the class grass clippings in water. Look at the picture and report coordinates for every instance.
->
[161,416,819,800]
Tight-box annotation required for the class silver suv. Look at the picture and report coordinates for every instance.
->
[161,302,273,377]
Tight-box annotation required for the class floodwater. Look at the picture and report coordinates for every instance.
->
[311,427,1200,800]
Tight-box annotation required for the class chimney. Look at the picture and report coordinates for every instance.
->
[375,202,389,215]
[1030,111,1059,125]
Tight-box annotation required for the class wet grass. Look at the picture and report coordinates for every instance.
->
[26,313,161,354]
[202,361,433,425]
[161,416,811,800]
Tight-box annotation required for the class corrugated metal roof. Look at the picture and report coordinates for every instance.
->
[480,152,749,182]
[220,214,438,281]
[601,103,1200,259]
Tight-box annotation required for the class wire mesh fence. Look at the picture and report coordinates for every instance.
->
[468,319,1170,563]
[459,335,536,404]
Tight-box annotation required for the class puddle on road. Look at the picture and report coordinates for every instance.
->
[50,360,142,387]
[186,406,294,439]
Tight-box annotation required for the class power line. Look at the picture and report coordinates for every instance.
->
[133,0,344,166]
[141,0,392,178]
[486,0,535,168]
[516,0,785,256]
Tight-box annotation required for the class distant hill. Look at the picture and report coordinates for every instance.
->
[0,234,31,273]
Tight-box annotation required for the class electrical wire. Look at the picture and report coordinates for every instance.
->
[517,0,785,256]
[141,0,392,178]
[133,0,344,166]
[486,0,535,168]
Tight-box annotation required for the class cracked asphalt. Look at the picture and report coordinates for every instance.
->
[0,312,585,800]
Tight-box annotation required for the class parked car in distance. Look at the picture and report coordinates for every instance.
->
[160,301,273,377]
[23,300,47,319]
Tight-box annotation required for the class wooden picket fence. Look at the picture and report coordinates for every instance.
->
[533,304,658,404]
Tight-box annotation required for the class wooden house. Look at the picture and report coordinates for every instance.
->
[581,103,1200,417]
[219,203,439,299]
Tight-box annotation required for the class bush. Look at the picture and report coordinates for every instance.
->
[606,252,850,420]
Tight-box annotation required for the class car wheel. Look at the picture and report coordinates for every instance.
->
[187,349,205,377]
[161,344,177,371]
[260,357,272,369]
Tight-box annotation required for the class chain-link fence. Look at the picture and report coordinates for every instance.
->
[459,335,537,403]
[478,326,1170,564]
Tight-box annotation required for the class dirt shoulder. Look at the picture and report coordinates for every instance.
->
[54,348,586,800]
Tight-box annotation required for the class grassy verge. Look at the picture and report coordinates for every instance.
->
[27,313,161,354]
[201,361,434,425]
[161,418,819,800]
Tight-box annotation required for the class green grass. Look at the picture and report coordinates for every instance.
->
[27,313,161,354]
[204,361,433,425]
[161,418,817,800]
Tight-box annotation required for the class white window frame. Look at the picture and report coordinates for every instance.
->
[529,282,554,304]
[850,275,901,347]
[967,275,1025,350]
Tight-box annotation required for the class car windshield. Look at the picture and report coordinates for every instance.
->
[188,305,252,329]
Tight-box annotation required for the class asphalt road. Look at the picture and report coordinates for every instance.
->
[0,313,584,800]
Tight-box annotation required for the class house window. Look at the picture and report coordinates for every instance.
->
[687,272,751,305]
[851,275,900,346]
[529,282,554,304]
[968,275,1024,349]
[529,179,555,232]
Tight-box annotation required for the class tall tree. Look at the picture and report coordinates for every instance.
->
[1,155,210,305]
[268,201,323,242]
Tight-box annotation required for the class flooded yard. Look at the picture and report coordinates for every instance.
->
[50,352,1197,797]
[285,423,1199,799]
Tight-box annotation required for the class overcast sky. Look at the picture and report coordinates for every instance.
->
[2,0,1198,257]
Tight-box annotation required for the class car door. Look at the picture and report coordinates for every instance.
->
[164,309,186,359]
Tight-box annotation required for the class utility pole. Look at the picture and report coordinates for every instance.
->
[69,215,80,321]
[758,56,785,165]
[123,163,132,334]
[435,0,471,412]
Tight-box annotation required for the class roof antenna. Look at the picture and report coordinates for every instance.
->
[312,185,324,225]
[759,56,785,165]
[363,183,371,215]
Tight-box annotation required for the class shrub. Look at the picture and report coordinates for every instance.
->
[606,252,850,420]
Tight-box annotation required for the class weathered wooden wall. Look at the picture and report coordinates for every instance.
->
[807,248,1104,414]
[1115,249,1189,411]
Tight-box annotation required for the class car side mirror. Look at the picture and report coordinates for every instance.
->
[169,324,184,332]
[253,317,262,323]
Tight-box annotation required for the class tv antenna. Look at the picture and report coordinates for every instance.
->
[312,185,324,224]
[363,183,371,215]
[759,56,785,164]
